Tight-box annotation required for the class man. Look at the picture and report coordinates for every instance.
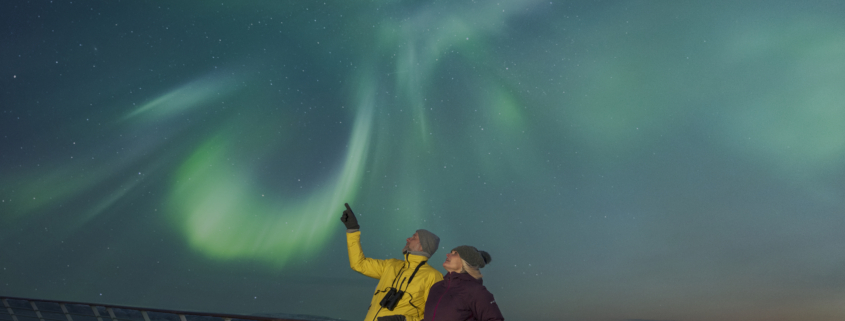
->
[341,203,443,321]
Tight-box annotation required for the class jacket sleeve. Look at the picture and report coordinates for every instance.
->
[472,287,504,321]
[346,231,389,279]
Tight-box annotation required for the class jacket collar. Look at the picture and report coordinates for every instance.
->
[405,250,431,258]
[444,271,483,284]
[404,252,429,265]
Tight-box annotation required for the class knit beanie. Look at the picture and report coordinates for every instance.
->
[416,229,440,257]
[453,245,492,268]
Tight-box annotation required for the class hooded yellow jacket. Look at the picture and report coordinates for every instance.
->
[347,231,443,321]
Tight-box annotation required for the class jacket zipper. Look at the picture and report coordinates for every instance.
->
[431,274,452,319]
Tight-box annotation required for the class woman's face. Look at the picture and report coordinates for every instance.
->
[443,250,463,273]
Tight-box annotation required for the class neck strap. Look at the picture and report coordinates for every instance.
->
[407,260,427,286]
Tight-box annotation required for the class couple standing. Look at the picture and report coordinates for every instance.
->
[341,203,504,321]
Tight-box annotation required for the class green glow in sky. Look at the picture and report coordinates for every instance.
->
[166,86,373,266]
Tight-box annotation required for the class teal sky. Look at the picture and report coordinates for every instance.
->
[2,1,844,321]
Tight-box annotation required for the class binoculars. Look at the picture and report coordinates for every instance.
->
[379,287,405,310]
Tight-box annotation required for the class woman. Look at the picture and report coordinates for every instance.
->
[423,245,504,321]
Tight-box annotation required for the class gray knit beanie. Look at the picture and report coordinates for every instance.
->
[453,245,492,268]
[416,229,440,257]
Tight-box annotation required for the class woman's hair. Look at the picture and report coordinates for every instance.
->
[461,259,483,279]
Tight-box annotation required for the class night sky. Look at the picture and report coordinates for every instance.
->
[2,1,845,321]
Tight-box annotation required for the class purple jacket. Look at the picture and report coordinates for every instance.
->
[424,272,504,321]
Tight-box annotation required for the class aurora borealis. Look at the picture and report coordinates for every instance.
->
[2,1,845,320]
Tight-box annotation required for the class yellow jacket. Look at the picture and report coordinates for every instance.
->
[347,231,443,321]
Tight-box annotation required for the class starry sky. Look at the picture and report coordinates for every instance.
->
[2,1,844,321]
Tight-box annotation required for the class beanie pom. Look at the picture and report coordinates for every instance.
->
[479,251,492,265]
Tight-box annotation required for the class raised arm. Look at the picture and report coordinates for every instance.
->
[343,203,389,278]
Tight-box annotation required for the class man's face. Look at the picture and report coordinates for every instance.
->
[403,232,423,253]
